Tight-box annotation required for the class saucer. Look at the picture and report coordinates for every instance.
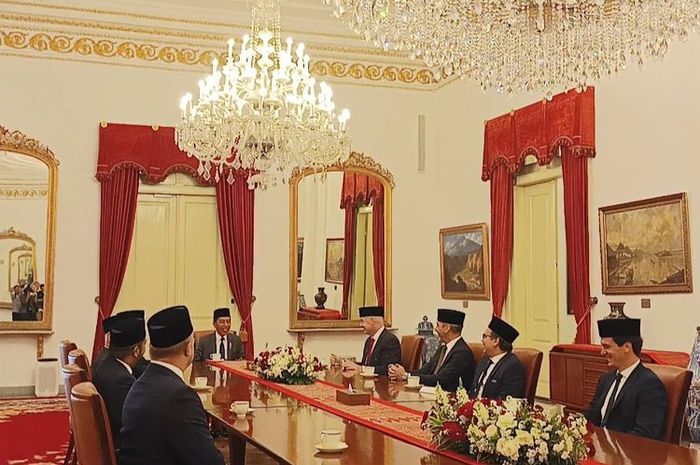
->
[404,384,423,390]
[229,407,255,416]
[314,442,348,453]
[190,384,213,391]
[360,373,379,378]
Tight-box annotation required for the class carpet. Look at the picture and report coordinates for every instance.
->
[0,397,70,465]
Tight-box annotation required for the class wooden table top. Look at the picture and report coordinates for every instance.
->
[189,363,700,465]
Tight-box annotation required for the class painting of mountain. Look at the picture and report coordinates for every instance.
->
[599,193,692,294]
[439,223,490,300]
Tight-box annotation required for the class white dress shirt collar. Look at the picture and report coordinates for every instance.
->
[372,325,385,342]
[444,335,462,356]
[151,360,184,381]
[115,357,133,375]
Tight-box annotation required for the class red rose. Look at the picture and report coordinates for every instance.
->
[442,421,466,441]
[421,411,430,424]
[457,401,475,419]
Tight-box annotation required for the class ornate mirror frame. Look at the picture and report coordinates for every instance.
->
[0,125,58,332]
[289,152,394,330]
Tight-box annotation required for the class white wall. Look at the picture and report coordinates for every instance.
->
[3,35,700,387]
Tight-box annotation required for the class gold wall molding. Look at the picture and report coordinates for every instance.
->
[0,186,48,198]
[0,29,440,87]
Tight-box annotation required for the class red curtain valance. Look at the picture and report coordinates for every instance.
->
[96,122,212,185]
[482,88,596,181]
[340,172,384,209]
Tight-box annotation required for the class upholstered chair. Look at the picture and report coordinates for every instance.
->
[58,340,77,369]
[61,364,88,465]
[400,335,425,371]
[68,348,93,381]
[512,348,544,405]
[647,364,692,444]
[70,382,117,465]
[467,342,485,367]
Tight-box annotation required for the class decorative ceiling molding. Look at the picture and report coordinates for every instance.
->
[0,0,452,90]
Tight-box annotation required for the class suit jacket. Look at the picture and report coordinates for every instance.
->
[585,363,668,440]
[194,332,244,362]
[93,353,136,450]
[133,357,150,379]
[413,337,475,392]
[467,352,525,400]
[360,328,401,375]
[118,363,225,465]
[93,347,109,373]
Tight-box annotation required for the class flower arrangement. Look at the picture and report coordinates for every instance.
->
[421,386,594,465]
[252,345,325,385]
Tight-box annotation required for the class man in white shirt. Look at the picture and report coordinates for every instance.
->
[468,316,525,400]
[585,318,668,440]
[119,305,225,465]
[194,307,244,362]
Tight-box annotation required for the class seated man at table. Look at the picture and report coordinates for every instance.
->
[388,308,475,392]
[119,305,225,465]
[94,310,151,378]
[585,318,668,440]
[93,315,146,449]
[338,306,401,376]
[468,316,525,400]
[194,307,244,362]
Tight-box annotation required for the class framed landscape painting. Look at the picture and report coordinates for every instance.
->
[296,238,304,282]
[325,238,344,284]
[439,223,490,300]
[599,193,692,295]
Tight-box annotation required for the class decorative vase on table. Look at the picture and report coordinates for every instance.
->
[687,326,700,443]
[605,302,628,319]
[417,315,439,366]
[314,287,327,309]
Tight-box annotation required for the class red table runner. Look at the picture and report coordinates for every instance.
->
[211,361,604,465]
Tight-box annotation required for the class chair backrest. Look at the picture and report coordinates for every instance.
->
[68,349,93,381]
[70,382,117,465]
[468,342,485,367]
[512,348,543,405]
[647,364,692,444]
[62,364,88,430]
[400,335,425,371]
[59,340,78,369]
[194,330,213,347]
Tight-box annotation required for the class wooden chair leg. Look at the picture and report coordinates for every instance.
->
[63,432,75,465]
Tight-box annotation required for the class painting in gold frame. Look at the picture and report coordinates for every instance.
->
[599,193,692,295]
[324,238,344,284]
[439,223,490,300]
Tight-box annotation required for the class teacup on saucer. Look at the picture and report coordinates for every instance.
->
[314,441,349,453]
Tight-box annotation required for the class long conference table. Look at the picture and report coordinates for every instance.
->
[188,362,700,465]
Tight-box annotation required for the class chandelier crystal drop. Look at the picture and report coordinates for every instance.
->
[324,0,700,95]
[176,0,351,189]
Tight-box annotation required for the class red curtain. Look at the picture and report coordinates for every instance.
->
[341,201,356,318]
[489,165,514,318]
[216,170,256,359]
[562,149,593,343]
[372,185,385,307]
[91,168,140,360]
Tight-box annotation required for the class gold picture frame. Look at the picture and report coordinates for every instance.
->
[324,238,344,284]
[599,193,692,295]
[439,223,490,300]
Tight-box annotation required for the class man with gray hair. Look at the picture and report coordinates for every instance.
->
[336,306,400,376]
[389,308,475,392]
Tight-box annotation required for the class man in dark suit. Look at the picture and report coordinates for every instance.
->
[585,318,668,440]
[468,316,525,400]
[93,316,146,449]
[119,305,225,465]
[194,307,244,362]
[388,308,475,392]
[336,306,401,375]
[94,310,150,377]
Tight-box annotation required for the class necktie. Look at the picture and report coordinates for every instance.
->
[219,336,226,360]
[364,338,376,365]
[474,360,494,396]
[602,372,623,426]
[432,344,447,375]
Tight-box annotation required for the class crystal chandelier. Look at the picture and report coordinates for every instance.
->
[325,0,700,96]
[176,0,351,189]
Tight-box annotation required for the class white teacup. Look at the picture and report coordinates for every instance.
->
[407,375,420,387]
[320,429,342,448]
[361,365,375,376]
[194,376,208,388]
[232,400,250,417]
[210,353,222,361]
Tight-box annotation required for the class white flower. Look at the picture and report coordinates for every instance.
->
[496,438,520,461]
[515,429,534,446]
[503,396,522,414]
[485,424,499,439]
[496,412,515,430]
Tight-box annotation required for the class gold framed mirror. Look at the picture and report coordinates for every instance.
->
[0,125,58,331]
[289,152,394,330]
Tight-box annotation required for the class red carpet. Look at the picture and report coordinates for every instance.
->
[0,397,69,464]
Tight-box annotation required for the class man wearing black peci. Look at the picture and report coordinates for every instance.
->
[585,318,668,440]
[336,306,401,375]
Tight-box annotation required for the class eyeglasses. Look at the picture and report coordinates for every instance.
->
[482,332,496,340]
